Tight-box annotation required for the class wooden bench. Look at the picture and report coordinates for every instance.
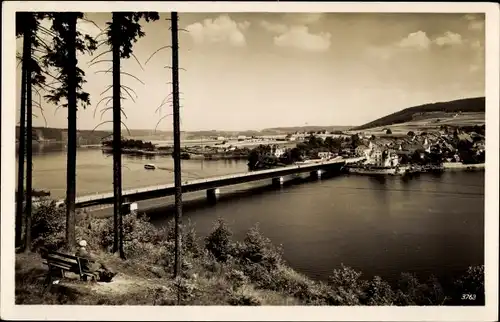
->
[40,248,98,282]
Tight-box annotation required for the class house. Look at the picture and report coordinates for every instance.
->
[272,145,285,158]
[370,148,385,166]
[355,144,370,157]
[457,133,473,143]
[473,141,485,153]
[318,151,334,160]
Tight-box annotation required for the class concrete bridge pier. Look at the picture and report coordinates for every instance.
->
[310,169,323,180]
[272,176,284,187]
[206,188,220,204]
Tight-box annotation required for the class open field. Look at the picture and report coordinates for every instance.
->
[353,112,485,135]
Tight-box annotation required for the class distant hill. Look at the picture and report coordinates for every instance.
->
[16,126,112,144]
[352,97,485,131]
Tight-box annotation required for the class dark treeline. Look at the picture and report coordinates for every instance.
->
[102,138,156,151]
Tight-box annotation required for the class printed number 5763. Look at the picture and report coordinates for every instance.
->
[462,294,476,300]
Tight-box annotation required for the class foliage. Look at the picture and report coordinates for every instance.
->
[228,287,262,306]
[42,13,97,110]
[106,13,159,59]
[386,129,392,134]
[30,201,66,251]
[21,202,486,306]
[102,138,156,150]
[205,219,234,262]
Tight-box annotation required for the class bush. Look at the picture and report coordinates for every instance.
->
[205,219,234,262]
[227,287,262,306]
[393,273,445,305]
[163,218,202,258]
[328,264,368,305]
[363,276,396,305]
[236,225,283,271]
[453,265,485,305]
[225,268,249,290]
[30,201,66,251]
[173,277,199,304]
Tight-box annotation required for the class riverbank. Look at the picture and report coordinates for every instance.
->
[442,162,485,170]
[101,146,250,160]
[15,201,484,306]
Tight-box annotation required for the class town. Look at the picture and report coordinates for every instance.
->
[103,122,485,175]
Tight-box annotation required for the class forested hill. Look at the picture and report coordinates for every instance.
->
[352,97,485,131]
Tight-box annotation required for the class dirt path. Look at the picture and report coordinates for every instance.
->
[88,273,163,295]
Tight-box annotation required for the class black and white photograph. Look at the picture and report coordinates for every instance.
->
[1,1,498,321]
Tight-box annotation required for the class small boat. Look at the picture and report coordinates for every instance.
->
[144,164,156,170]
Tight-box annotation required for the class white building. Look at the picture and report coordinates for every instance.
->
[273,146,285,158]
[318,152,334,160]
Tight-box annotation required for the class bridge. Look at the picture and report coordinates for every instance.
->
[64,157,364,209]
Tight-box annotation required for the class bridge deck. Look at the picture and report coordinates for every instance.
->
[62,157,363,208]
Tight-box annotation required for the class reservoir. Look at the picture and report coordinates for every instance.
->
[18,143,485,285]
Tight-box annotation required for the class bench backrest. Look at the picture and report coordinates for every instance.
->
[40,248,95,274]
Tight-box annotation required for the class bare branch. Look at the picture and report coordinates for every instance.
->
[38,82,60,92]
[95,67,113,75]
[121,121,131,136]
[92,121,113,132]
[96,39,109,49]
[179,28,189,33]
[145,45,172,65]
[154,113,173,133]
[89,50,112,63]
[164,66,186,71]
[99,106,128,121]
[121,72,145,85]
[99,106,113,121]
[94,95,113,118]
[130,53,144,71]
[88,59,113,67]
[81,17,104,32]
[35,35,52,51]
[100,85,113,96]
[155,97,173,114]
[54,105,65,116]
[101,133,113,141]
[120,85,139,99]
[38,25,58,38]
[120,87,136,103]
[35,105,48,127]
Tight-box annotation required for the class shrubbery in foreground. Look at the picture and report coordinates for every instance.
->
[17,201,485,306]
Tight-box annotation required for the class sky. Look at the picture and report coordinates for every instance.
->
[15,12,485,132]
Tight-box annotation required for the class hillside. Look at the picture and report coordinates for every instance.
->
[352,97,485,131]
[16,126,112,144]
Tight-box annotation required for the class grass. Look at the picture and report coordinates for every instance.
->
[15,201,486,306]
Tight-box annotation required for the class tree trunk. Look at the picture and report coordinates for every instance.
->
[171,12,183,278]
[16,31,29,249]
[111,13,125,258]
[23,26,33,252]
[65,14,78,252]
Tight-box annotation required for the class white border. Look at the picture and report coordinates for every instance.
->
[1,2,499,321]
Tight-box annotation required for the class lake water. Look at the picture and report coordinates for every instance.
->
[18,143,485,285]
